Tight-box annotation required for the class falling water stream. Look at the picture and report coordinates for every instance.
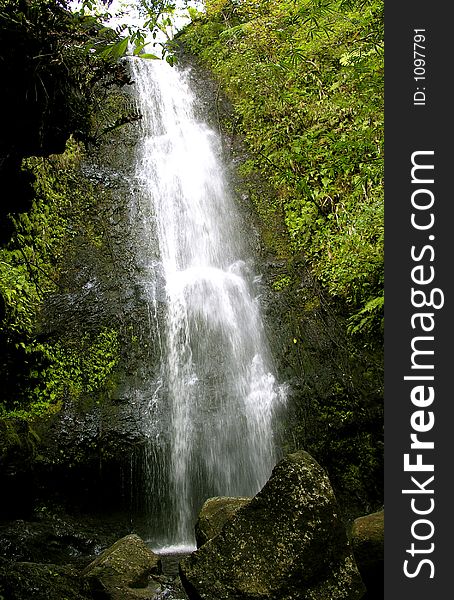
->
[128,57,286,550]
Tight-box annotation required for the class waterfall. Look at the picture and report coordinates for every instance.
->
[128,57,286,550]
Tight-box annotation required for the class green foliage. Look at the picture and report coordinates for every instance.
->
[19,328,120,417]
[272,275,291,291]
[347,294,384,336]
[0,140,120,418]
[73,0,186,64]
[0,0,136,157]
[180,0,384,340]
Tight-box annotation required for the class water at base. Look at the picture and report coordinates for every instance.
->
[145,543,193,599]
[128,57,287,547]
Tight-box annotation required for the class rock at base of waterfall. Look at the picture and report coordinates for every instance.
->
[82,534,163,599]
[351,510,384,599]
[0,558,92,600]
[195,496,252,548]
[179,450,366,600]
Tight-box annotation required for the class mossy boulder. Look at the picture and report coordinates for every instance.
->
[81,534,162,599]
[180,450,365,600]
[351,510,384,600]
[195,496,251,548]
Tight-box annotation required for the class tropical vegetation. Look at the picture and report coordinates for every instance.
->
[179,0,384,338]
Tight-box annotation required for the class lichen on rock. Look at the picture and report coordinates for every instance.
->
[180,450,366,600]
[82,534,162,599]
[195,496,251,548]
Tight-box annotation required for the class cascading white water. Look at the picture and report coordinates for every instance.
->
[128,57,286,549]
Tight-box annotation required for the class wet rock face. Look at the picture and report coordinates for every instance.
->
[180,451,365,600]
[0,417,40,517]
[82,534,162,599]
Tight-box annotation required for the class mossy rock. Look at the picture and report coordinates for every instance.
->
[82,534,162,599]
[180,450,366,600]
[351,510,384,600]
[195,496,251,548]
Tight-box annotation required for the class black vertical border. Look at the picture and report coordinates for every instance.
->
[385,2,452,597]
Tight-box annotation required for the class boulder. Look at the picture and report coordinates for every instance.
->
[195,496,251,547]
[82,534,162,599]
[351,510,384,600]
[180,450,366,600]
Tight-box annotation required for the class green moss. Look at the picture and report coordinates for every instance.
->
[22,327,121,417]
